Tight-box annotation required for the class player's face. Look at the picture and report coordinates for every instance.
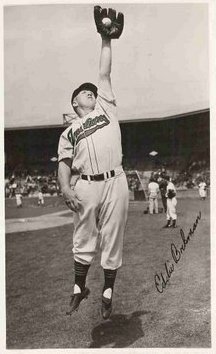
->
[74,90,96,111]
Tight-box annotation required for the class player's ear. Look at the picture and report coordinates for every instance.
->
[72,101,78,108]
[72,97,78,108]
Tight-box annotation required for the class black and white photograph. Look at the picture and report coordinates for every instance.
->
[2,0,216,352]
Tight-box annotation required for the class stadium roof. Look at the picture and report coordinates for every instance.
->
[4,109,209,131]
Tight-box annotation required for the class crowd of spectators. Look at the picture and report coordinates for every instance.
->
[172,159,210,189]
[5,172,60,199]
[5,157,210,199]
[126,159,210,193]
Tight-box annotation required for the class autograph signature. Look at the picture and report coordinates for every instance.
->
[154,211,201,293]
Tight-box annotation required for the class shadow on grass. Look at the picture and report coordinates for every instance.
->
[89,310,149,348]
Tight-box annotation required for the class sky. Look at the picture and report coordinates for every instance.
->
[4,2,209,128]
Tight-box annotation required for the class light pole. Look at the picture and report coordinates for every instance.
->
[50,157,58,177]
[149,150,158,170]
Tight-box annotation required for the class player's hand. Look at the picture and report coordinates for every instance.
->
[62,186,81,212]
[94,6,124,39]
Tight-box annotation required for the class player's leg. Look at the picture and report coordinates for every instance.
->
[200,189,206,200]
[66,260,91,316]
[162,195,167,212]
[99,173,129,269]
[155,197,158,214]
[161,194,167,213]
[66,180,100,315]
[149,197,154,214]
[72,179,102,263]
[99,173,129,319]
[169,198,177,227]
[163,199,171,227]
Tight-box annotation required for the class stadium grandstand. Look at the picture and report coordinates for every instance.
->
[5,108,209,175]
[4,108,210,199]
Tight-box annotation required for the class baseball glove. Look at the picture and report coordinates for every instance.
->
[94,6,124,39]
[167,189,176,199]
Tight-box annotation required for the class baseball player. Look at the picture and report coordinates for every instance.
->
[198,180,207,200]
[148,177,160,214]
[57,6,128,320]
[15,190,22,208]
[38,190,44,206]
[157,173,168,213]
[163,176,177,228]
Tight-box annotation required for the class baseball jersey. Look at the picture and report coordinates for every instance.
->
[158,178,168,196]
[199,182,206,190]
[15,193,22,205]
[148,181,159,198]
[166,181,176,194]
[38,192,44,200]
[58,87,122,175]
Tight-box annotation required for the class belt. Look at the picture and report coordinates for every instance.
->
[81,170,115,181]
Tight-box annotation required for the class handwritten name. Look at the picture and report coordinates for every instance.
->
[154,211,201,293]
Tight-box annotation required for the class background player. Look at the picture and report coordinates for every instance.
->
[15,190,22,208]
[163,176,177,228]
[198,180,207,200]
[148,176,160,214]
[157,170,168,213]
[38,189,45,206]
[57,6,128,320]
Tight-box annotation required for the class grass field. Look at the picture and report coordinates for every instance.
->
[5,194,211,349]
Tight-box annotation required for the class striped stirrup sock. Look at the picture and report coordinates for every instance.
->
[74,261,90,292]
[103,268,117,294]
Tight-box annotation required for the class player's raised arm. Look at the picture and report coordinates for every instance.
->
[99,38,113,96]
[94,6,124,96]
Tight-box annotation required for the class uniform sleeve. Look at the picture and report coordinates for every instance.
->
[169,182,176,192]
[95,86,117,118]
[57,128,74,162]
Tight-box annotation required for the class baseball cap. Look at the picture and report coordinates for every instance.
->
[71,82,98,105]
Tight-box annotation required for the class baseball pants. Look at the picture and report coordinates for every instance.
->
[149,197,158,214]
[199,190,207,198]
[72,170,129,270]
[166,197,177,220]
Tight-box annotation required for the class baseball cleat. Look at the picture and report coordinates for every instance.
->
[171,220,177,228]
[66,287,90,316]
[163,220,171,228]
[101,295,112,320]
